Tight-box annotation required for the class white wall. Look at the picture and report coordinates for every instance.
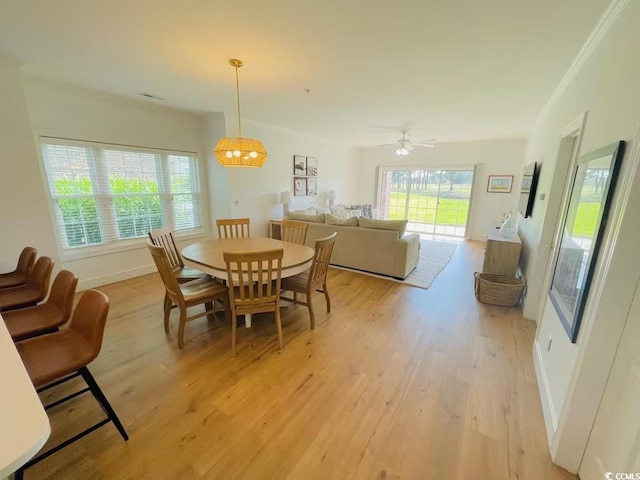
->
[224,116,360,236]
[520,0,640,471]
[0,57,58,272]
[18,76,209,290]
[357,139,526,239]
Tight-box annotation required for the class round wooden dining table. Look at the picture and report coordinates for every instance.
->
[182,237,314,328]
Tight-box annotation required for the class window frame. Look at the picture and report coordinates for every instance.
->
[38,137,207,262]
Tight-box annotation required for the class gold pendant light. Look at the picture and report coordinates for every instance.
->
[214,59,268,168]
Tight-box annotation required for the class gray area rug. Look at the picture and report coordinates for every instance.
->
[331,239,457,290]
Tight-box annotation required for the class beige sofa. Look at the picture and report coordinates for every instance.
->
[301,222,420,279]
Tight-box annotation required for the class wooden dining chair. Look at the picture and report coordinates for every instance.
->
[216,218,251,239]
[0,246,37,289]
[0,256,54,312]
[148,228,210,315]
[224,249,283,355]
[147,240,230,349]
[3,269,78,342]
[281,219,309,245]
[281,232,337,329]
[14,290,128,480]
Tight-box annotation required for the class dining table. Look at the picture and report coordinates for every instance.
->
[0,314,50,478]
[182,237,314,328]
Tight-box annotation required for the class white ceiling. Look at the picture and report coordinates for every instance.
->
[0,0,610,146]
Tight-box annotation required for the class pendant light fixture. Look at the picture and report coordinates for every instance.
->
[214,59,268,168]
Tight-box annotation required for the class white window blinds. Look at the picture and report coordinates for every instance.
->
[40,139,203,252]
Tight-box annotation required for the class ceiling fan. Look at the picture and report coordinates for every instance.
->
[377,130,435,156]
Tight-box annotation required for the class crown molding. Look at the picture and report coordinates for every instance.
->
[536,0,630,121]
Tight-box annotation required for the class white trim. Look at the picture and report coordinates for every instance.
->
[536,0,630,121]
[535,339,558,444]
[77,264,157,291]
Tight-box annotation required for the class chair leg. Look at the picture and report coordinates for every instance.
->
[205,301,215,321]
[79,367,129,441]
[178,308,187,349]
[323,281,331,313]
[275,307,284,350]
[231,310,238,356]
[223,296,232,324]
[163,294,172,333]
[307,290,315,330]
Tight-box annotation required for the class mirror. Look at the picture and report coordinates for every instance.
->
[549,141,625,343]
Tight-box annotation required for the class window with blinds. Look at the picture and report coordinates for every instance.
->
[40,139,203,252]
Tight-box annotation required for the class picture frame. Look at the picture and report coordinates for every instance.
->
[293,155,306,176]
[306,177,317,196]
[487,175,513,193]
[549,141,625,343]
[306,157,318,177]
[293,177,306,196]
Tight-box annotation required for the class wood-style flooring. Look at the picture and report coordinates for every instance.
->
[26,240,575,479]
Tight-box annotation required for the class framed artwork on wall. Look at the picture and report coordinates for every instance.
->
[487,175,513,193]
[293,155,306,175]
[293,177,306,196]
[306,177,317,196]
[306,157,318,176]
[549,141,625,343]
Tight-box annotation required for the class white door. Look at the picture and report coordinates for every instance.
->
[579,281,640,479]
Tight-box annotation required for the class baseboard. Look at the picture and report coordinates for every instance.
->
[77,264,157,291]
[534,339,558,446]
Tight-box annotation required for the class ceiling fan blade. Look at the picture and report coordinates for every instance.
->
[406,144,414,151]
[412,143,435,148]
[377,143,399,147]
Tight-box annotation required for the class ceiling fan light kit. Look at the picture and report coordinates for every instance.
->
[214,59,268,168]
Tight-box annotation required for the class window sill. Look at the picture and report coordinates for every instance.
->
[60,230,209,263]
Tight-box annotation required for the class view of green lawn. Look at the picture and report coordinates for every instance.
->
[386,191,469,226]
[572,201,601,238]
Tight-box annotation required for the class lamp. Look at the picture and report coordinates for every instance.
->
[214,59,268,168]
[327,189,336,207]
[280,191,292,214]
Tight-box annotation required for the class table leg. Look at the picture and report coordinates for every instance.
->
[245,313,251,328]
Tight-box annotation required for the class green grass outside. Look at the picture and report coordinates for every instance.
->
[386,191,469,226]
[572,201,601,239]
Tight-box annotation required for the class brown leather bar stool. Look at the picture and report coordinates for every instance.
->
[0,256,54,312]
[14,289,128,479]
[3,270,78,342]
[0,246,37,289]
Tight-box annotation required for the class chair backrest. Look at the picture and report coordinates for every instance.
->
[27,256,54,299]
[148,228,183,269]
[281,219,308,245]
[146,240,182,303]
[47,270,79,322]
[216,218,250,239]
[68,289,110,363]
[15,247,37,276]
[224,249,283,307]
[309,233,337,287]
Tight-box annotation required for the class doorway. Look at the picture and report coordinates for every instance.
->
[377,168,474,237]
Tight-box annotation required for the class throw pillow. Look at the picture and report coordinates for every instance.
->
[315,206,331,214]
[358,217,408,235]
[345,208,362,218]
[348,204,373,218]
[285,212,325,223]
[291,207,317,215]
[330,204,348,218]
[325,214,358,226]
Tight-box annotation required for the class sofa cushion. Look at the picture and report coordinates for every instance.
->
[285,212,325,223]
[291,207,317,215]
[358,218,408,235]
[325,214,358,226]
[315,206,331,214]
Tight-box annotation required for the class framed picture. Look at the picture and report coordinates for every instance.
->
[293,177,306,196]
[306,157,318,177]
[293,155,306,176]
[549,141,625,343]
[306,177,317,196]
[487,175,513,193]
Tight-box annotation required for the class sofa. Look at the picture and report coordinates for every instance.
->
[285,213,420,279]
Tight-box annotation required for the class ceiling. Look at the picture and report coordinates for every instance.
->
[0,0,610,146]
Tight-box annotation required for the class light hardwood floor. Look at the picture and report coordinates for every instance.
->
[26,240,575,480]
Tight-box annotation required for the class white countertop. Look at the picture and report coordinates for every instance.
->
[487,226,522,244]
[0,315,50,477]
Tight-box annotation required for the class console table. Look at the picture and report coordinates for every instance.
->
[483,227,522,277]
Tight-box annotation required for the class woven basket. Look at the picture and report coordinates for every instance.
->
[474,272,525,307]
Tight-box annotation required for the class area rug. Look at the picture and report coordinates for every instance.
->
[331,239,458,290]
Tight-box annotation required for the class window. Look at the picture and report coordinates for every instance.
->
[40,139,203,254]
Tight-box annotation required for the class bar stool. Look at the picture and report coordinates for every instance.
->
[0,246,37,289]
[3,270,78,342]
[0,256,53,312]
[14,289,128,479]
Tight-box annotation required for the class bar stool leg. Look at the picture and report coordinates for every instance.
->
[79,367,129,441]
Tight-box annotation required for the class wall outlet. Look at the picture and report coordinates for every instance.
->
[547,334,553,352]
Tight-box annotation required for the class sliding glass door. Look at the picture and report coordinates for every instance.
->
[378,168,474,237]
